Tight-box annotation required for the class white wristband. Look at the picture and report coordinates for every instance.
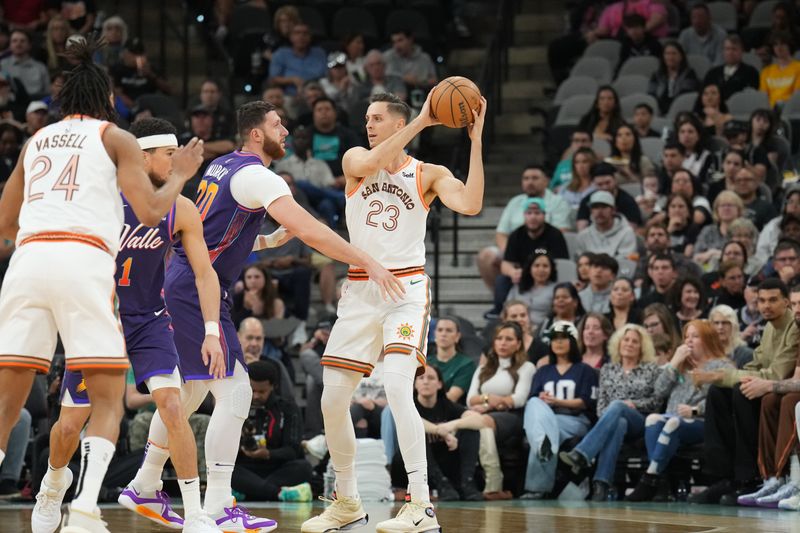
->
[205,321,220,337]
[262,226,288,248]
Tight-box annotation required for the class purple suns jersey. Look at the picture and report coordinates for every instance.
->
[116,196,176,315]
[170,151,265,291]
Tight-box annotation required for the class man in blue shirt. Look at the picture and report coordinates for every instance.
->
[268,23,327,96]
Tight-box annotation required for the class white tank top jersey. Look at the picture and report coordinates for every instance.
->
[345,155,429,270]
[18,116,123,255]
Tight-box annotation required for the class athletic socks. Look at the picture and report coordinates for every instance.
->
[131,440,170,491]
[43,461,69,488]
[320,382,360,499]
[179,477,202,520]
[71,436,116,514]
[204,465,234,515]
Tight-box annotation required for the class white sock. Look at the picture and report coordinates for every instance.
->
[131,440,170,491]
[71,437,115,514]
[791,455,800,484]
[43,461,69,488]
[0,449,5,468]
[646,461,659,475]
[204,465,234,515]
[179,477,202,520]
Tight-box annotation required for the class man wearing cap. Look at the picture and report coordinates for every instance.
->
[0,30,49,99]
[477,165,572,294]
[490,198,569,316]
[268,23,327,95]
[576,162,643,231]
[521,320,598,499]
[23,100,48,138]
[48,118,228,532]
[575,190,638,262]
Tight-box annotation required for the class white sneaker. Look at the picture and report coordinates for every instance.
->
[301,495,367,533]
[779,491,800,510]
[31,468,73,533]
[758,481,799,508]
[183,512,223,532]
[304,434,328,460]
[60,506,110,533]
[376,500,441,533]
[209,504,277,533]
[738,477,782,506]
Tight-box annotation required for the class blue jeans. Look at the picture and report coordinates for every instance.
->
[295,181,345,227]
[574,400,646,484]
[523,397,590,492]
[644,414,705,474]
[381,405,399,465]
[1,408,31,482]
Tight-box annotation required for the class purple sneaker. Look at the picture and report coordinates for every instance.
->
[118,483,184,530]
[212,504,277,533]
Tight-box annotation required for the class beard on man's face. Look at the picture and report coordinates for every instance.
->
[262,134,285,160]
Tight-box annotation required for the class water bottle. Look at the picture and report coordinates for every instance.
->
[676,480,689,502]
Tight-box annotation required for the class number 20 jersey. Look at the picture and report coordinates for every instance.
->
[19,116,124,255]
[345,155,428,269]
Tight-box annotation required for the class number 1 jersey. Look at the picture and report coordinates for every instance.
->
[345,155,429,270]
[19,116,123,255]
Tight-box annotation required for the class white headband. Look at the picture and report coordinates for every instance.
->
[137,134,178,150]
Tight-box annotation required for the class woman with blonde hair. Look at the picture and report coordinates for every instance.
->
[627,320,734,501]
[442,322,535,499]
[708,305,753,368]
[94,15,128,68]
[693,191,745,269]
[45,16,73,72]
[728,217,764,275]
[560,324,662,501]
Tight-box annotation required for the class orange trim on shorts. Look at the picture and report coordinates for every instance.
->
[415,161,430,211]
[347,265,424,281]
[147,439,169,451]
[66,357,129,371]
[385,343,427,366]
[0,355,51,373]
[320,355,374,376]
[346,177,366,199]
[19,231,111,255]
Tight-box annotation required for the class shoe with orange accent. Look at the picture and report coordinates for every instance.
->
[117,482,184,530]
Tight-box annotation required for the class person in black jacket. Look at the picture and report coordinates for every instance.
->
[617,14,663,75]
[232,361,313,501]
[703,35,760,101]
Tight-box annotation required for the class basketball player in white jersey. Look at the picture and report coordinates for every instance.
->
[301,91,486,533]
[0,39,203,533]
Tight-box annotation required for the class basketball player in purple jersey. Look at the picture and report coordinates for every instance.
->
[51,118,224,533]
[127,100,404,532]
[0,39,202,533]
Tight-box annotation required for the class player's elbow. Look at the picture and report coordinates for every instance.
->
[460,200,483,217]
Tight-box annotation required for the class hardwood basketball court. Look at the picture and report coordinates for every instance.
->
[0,501,797,532]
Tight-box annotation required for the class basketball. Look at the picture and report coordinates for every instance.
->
[430,76,482,129]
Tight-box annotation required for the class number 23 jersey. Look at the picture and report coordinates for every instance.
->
[346,155,429,269]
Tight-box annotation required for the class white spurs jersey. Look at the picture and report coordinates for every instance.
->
[18,116,124,255]
[346,155,429,269]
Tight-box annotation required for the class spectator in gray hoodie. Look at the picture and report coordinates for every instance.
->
[575,190,638,262]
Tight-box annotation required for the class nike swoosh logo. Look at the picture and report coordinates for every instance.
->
[413,518,424,526]
[410,280,423,285]
[154,308,166,317]
[182,480,196,485]
[214,462,235,467]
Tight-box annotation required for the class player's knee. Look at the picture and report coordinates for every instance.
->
[56,415,86,440]
[227,380,252,420]
[383,376,410,406]
[156,390,185,427]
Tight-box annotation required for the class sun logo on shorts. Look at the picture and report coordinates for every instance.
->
[76,379,87,393]
[397,323,415,341]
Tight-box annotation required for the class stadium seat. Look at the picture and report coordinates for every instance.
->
[666,92,698,120]
[619,183,642,199]
[554,94,595,126]
[748,0,779,29]
[727,89,770,121]
[742,51,763,71]
[228,4,271,36]
[612,74,650,98]
[617,258,637,278]
[781,90,800,120]
[569,56,612,85]
[554,76,599,105]
[708,2,738,32]
[592,138,611,158]
[135,94,183,131]
[641,137,665,164]
[687,54,711,80]
[620,93,659,120]
[297,5,328,39]
[584,39,622,72]
[617,56,659,79]
[386,9,431,41]
[563,232,579,260]
[555,259,578,283]
[331,7,379,40]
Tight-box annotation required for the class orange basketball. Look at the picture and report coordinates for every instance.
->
[429,76,482,128]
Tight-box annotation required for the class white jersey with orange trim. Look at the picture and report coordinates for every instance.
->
[18,115,123,256]
[345,155,429,271]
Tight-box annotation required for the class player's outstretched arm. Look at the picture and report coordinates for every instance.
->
[0,142,28,240]
[174,196,226,379]
[109,127,204,226]
[426,98,486,216]
[342,90,440,179]
[253,226,293,251]
[268,196,405,302]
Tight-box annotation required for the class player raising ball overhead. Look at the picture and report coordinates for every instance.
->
[301,81,486,533]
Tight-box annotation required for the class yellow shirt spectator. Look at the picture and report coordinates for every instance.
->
[759,60,800,107]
